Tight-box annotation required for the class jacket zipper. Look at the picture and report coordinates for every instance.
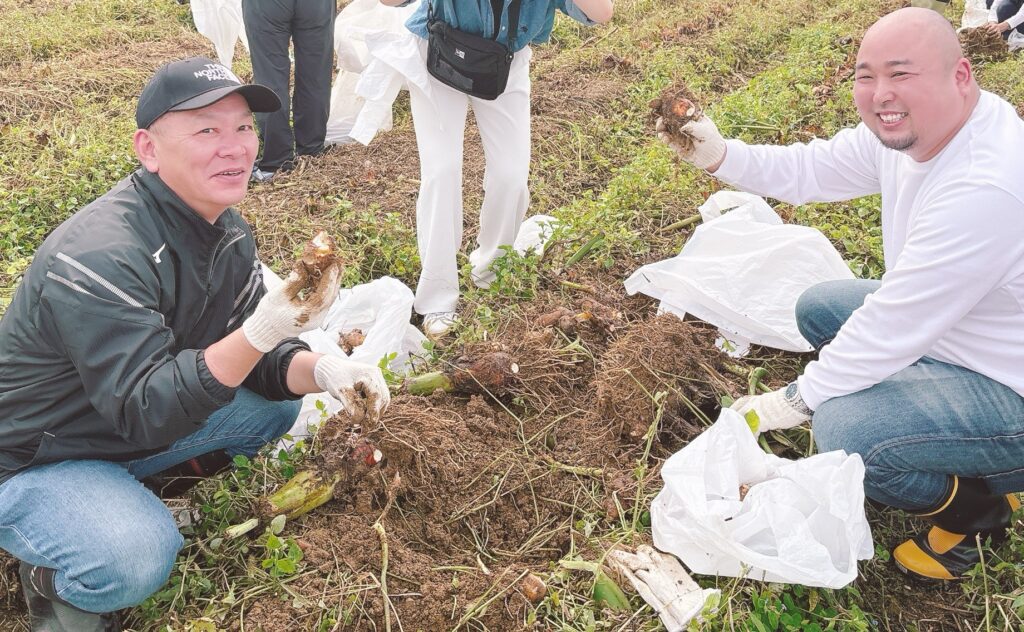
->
[189,230,246,334]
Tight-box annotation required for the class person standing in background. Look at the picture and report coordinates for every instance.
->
[243,0,337,182]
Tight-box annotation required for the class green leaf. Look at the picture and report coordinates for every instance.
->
[592,571,630,611]
[270,514,287,535]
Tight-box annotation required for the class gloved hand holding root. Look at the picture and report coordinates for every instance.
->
[243,231,343,352]
[314,355,391,425]
[651,83,727,171]
[730,382,812,433]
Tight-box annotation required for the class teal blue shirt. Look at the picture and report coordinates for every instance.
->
[403,0,596,52]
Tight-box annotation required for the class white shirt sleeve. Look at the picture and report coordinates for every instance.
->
[714,125,881,205]
[797,185,1024,409]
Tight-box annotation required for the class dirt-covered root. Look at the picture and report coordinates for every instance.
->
[649,82,702,144]
[959,27,1008,61]
[594,313,735,442]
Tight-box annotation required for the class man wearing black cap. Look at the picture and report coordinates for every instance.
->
[0,57,389,630]
[242,0,336,182]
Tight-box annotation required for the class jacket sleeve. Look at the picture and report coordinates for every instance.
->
[228,261,311,401]
[714,124,882,205]
[38,250,236,450]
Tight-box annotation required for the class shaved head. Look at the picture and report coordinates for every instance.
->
[852,8,978,161]
[863,8,964,71]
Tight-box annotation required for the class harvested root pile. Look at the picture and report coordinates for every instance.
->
[649,82,702,149]
[405,350,520,396]
[959,27,1008,61]
[595,313,732,440]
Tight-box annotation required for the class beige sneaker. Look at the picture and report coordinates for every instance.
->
[422,312,458,338]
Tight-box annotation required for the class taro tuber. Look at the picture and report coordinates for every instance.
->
[339,329,366,354]
[285,230,340,305]
[405,352,519,396]
[649,83,702,139]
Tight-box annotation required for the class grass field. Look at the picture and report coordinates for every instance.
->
[1,0,1024,630]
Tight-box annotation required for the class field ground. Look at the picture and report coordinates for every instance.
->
[2,0,1024,630]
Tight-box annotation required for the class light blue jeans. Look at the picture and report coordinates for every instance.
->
[0,388,299,613]
[798,280,1024,511]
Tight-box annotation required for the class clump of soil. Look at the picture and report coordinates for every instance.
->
[649,82,702,145]
[595,313,732,441]
[339,328,365,354]
[288,230,339,302]
[959,27,1008,61]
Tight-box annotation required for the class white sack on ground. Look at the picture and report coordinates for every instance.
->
[190,0,248,67]
[513,215,560,257]
[325,0,417,145]
[651,409,874,589]
[624,191,854,352]
[261,266,426,443]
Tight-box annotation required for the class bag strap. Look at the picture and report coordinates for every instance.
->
[503,0,523,52]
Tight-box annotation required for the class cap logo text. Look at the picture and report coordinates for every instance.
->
[193,64,241,84]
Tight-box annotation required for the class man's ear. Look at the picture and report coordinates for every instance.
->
[133,128,159,173]
[953,57,974,95]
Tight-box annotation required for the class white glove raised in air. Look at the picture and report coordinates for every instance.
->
[242,265,341,353]
[607,545,719,632]
[313,355,391,425]
[656,114,727,171]
[730,382,812,433]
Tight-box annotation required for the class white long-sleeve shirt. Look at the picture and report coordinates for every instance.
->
[715,91,1024,410]
[990,0,1024,31]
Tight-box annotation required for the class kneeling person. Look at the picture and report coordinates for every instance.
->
[0,58,390,630]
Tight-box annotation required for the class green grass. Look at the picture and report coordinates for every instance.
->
[3,0,1024,629]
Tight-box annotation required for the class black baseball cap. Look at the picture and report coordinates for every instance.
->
[136,57,280,129]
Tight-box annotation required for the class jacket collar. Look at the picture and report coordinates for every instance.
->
[132,168,243,250]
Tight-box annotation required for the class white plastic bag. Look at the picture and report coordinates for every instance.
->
[651,410,873,588]
[190,0,248,67]
[624,191,854,353]
[961,0,991,28]
[261,267,426,443]
[513,214,560,257]
[325,0,417,145]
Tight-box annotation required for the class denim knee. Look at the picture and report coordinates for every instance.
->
[261,398,302,444]
[795,282,839,349]
[70,510,182,610]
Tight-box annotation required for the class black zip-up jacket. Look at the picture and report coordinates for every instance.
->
[0,169,308,485]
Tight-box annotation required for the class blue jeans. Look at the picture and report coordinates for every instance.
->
[798,280,1024,511]
[0,388,299,613]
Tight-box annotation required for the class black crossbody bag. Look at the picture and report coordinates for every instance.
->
[426,0,523,100]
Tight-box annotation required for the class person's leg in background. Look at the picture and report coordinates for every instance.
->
[243,0,296,174]
[409,42,472,325]
[992,0,1024,38]
[292,0,335,158]
[468,47,533,290]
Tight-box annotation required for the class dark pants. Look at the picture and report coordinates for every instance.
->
[243,0,335,171]
[986,0,1024,38]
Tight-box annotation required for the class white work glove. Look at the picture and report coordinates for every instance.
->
[314,355,391,425]
[656,114,727,171]
[242,265,341,353]
[730,382,812,433]
[607,545,718,632]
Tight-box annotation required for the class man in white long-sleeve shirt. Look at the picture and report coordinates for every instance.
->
[659,7,1024,582]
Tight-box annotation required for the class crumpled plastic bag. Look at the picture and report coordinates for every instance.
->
[261,266,426,442]
[651,409,873,589]
[325,0,418,145]
[513,214,560,257]
[189,0,248,67]
[961,0,990,28]
[624,191,853,353]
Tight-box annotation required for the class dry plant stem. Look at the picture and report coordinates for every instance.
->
[542,455,603,478]
[661,214,702,232]
[374,522,393,632]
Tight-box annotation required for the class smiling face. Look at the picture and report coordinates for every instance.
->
[133,93,258,222]
[853,8,978,162]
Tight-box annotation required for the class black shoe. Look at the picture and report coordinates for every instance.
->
[893,477,1020,581]
[19,562,122,631]
[141,449,234,499]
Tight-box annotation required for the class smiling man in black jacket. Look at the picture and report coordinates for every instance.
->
[0,57,390,631]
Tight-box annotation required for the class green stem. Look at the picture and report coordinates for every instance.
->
[660,214,701,232]
[405,371,454,396]
[565,233,605,269]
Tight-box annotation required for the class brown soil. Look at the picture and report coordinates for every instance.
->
[258,311,741,630]
[649,83,701,140]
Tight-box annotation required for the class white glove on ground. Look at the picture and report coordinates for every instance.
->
[730,382,812,433]
[314,355,391,425]
[656,115,727,171]
[242,265,341,352]
[607,545,719,632]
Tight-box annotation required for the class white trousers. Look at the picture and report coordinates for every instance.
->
[409,41,533,314]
